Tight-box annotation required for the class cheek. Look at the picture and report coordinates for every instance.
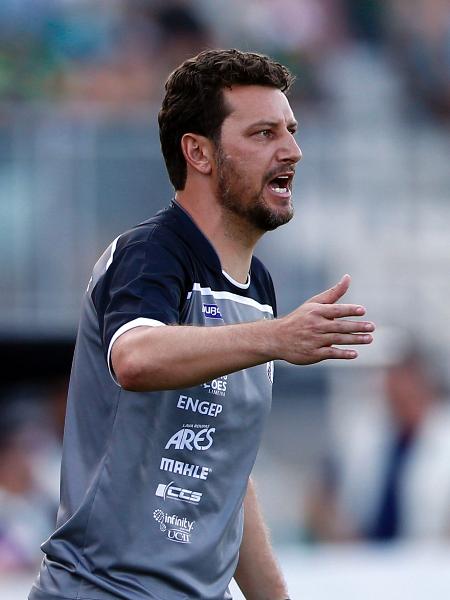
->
[219,141,269,189]
[231,153,266,183]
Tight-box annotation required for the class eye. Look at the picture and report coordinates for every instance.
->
[256,129,273,138]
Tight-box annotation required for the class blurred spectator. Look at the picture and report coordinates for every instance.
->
[28,379,67,501]
[151,0,212,71]
[305,351,450,542]
[0,0,212,111]
[343,0,387,44]
[386,0,450,121]
[1,0,448,122]
[0,387,63,571]
[205,0,347,107]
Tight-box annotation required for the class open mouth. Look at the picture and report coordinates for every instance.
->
[267,173,294,196]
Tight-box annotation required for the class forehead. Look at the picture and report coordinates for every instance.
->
[222,85,296,128]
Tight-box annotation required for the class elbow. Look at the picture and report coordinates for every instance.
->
[112,343,154,392]
[113,349,174,392]
[110,328,177,392]
[114,353,146,391]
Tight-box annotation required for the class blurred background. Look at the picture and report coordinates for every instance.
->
[0,0,449,598]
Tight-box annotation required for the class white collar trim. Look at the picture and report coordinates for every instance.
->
[221,269,251,289]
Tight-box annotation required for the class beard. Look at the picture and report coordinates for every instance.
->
[215,146,294,232]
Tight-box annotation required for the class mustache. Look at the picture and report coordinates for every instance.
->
[264,165,296,183]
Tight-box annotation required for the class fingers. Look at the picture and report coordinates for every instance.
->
[322,332,373,346]
[319,304,366,319]
[317,325,375,362]
[318,347,359,360]
[280,284,375,365]
[322,319,375,334]
[318,313,374,347]
[308,274,351,305]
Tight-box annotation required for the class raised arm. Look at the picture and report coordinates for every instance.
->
[112,274,374,391]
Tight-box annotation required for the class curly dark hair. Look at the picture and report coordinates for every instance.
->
[158,48,295,190]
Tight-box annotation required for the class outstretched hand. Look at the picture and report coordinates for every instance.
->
[275,274,375,364]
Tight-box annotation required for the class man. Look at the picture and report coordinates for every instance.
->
[29,49,374,600]
[306,351,450,543]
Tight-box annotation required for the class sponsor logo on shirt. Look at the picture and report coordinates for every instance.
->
[153,509,195,544]
[155,481,202,505]
[165,427,215,451]
[201,375,228,397]
[202,303,223,320]
[159,457,211,480]
[177,394,223,417]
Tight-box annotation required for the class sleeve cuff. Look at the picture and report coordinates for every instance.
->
[107,317,166,386]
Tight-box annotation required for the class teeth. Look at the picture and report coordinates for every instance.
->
[268,174,292,194]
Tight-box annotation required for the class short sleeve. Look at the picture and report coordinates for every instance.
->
[92,239,188,364]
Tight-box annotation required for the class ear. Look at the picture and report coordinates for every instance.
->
[181,133,214,177]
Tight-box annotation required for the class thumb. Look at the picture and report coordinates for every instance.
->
[307,274,351,305]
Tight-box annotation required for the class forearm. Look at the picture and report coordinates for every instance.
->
[112,319,276,391]
[112,275,374,392]
[234,479,289,600]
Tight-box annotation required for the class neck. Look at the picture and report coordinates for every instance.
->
[175,189,263,285]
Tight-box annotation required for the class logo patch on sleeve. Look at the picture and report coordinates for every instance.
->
[202,303,223,319]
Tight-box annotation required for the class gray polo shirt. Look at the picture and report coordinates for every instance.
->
[30,201,276,600]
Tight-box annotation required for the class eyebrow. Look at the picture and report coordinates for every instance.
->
[246,119,298,131]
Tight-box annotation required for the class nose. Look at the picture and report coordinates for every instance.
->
[277,131,302,164]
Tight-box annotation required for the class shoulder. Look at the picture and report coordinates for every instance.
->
[116,206,186,255]
[100,207,195,278]
[89,206,193,297]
